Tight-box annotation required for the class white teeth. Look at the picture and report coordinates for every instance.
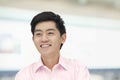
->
[40,44,51,48]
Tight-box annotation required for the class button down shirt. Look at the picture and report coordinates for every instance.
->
[15,56,90,80]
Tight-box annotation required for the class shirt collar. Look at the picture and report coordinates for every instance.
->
[34,58,44,73]
[58,55,70,70]
[34,55,70,72]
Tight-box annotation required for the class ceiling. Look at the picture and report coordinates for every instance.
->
[0,0,120,19]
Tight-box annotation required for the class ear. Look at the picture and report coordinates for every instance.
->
[61,33,66,44]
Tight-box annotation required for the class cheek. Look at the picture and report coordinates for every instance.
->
[54,37,62,45]
[33,38,40,46]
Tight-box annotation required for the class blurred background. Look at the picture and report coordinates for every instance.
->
[0,0,120,80]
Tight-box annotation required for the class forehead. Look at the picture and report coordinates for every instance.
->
[35,21,59,31]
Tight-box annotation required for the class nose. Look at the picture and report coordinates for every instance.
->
[41,34,49,42]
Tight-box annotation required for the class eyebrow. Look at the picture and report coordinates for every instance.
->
[46,29,55,31]
[34,28,55,32]
[34,29,42,32]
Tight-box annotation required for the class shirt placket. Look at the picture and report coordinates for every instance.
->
[50,68,57,80]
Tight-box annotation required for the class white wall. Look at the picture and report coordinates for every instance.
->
[0,14,120,70]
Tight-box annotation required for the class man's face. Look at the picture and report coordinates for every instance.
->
[33,21,66,57]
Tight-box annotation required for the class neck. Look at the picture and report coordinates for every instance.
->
[41,54,60,70]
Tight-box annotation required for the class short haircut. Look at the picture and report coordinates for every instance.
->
[30,11,66,35]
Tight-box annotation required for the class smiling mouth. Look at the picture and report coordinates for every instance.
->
[40,44,52,48]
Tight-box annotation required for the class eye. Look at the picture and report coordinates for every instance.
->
[49,32,54,34]
[35,33,42,36]
[48,32,54,35]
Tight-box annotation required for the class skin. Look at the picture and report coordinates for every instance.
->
[32,21,66,70]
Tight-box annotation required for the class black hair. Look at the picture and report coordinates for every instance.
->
[30,11,66,49]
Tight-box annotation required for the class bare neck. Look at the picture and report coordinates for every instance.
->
[41,54,59,70]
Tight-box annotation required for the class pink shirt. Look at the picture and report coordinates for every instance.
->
[15,56,90,80]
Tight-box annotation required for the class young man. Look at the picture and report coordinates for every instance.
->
[15,11,90,80]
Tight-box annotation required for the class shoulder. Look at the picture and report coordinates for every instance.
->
[61,57,88,71]
[15,62,38,79]
[72,59,87,68]
[65,57,87,68]
[70,59,89,72]
[67,58,90,79]
[18,62,37,73]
